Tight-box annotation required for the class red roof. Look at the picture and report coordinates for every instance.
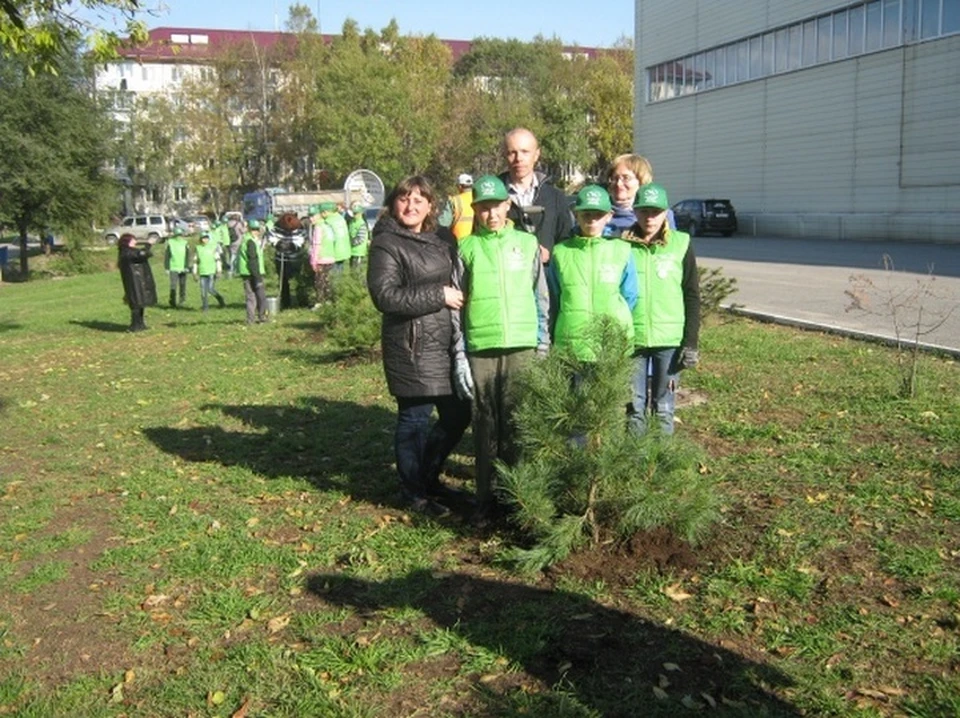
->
[118,27,599,64]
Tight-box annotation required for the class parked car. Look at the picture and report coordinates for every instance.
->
[671,198,738,237]
[187,215,211,233]
[103,215,170,244]
[166,216,191,236]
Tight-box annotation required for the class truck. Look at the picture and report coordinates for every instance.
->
[242,188,345,222]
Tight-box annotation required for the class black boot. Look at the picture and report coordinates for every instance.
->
[216,293,226,308]
[169,290,177,308]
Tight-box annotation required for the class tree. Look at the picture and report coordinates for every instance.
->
[114,93,185,213]
[0,46,116,276]
[304,20,453,189]
[0,0,150,75]
[499,318,718,571]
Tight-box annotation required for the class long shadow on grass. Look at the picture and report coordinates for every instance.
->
[308,569,799,717]
[142,397,408,507]
[69,319,133,333]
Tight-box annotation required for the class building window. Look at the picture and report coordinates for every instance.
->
[833,11,849,59]
[173,185,187,202]
[945,0,960,33]
[647,0,959,103]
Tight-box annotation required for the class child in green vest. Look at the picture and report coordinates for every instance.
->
[452,175,550,524]
[547,185,638,361]
[192,231,226,312]
[347,202,370,268]
[623,182,700,435]
[164,226,191,307]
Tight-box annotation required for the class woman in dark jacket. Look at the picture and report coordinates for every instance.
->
[367,176,471,516]
[118,233,158,331]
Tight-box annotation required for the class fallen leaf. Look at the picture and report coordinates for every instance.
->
[110,683,124,703]
[209,690,226,706]
[663,662,682,672]
[141,594,170,610]
[856,688,890,701]
[232,697,252,718]
[700,692,717,708]
[267,615,290,634]
[124,669,135,683]
[652,686,669,700]
[681,694,705,709]
[663,583,694,602]
[658,674,671,688]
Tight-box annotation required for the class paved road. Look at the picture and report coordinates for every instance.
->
[694,236,960,354]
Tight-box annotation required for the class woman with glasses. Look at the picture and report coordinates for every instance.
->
[604,154,675,235]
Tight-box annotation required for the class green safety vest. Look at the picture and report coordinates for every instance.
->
[552,236,634,361]
[630,231,690,348]
[195,241,219,276]
[459,225,540,352]
[325,213,351,262]
[348,215,369,258]
[237,234,264,277]
[166,237,189,273]
[214,225,230,246]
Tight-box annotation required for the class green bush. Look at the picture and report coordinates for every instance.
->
[698,265,739,317]
[499,318,719,572]
[314,268,381,359]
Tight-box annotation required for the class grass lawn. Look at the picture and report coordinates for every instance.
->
[1,254,958,717]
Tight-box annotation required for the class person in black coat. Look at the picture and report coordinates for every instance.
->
[118,233,158,332]
[367,176,471,516]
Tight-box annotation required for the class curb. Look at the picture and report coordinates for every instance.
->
[723,306,960,360]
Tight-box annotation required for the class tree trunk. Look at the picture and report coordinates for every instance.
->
[19,226,29,277]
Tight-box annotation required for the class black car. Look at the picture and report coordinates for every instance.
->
[671,198,738,237]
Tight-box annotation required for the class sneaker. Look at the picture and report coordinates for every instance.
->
[408,496,451,518]
[424,482,473,504]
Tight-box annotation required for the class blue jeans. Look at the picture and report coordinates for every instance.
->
[395,395,471,498]
[629,347,680,435]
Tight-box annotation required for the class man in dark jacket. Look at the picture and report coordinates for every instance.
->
[499,127,574,264]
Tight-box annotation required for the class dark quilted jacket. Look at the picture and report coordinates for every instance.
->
[367,215,458,398]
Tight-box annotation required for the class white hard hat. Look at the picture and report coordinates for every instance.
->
[457,173,474,187]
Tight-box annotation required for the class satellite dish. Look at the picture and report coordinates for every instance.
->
[343,169,385,209]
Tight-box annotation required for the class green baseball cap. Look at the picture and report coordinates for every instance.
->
[472,175,508,203]
[634,182,669,210]
[351,202,364,213]
[173,226,184,236]
[308,204,320,215]
[319,201,338,213]
[199,231,210,240]
[248,219,261,230]
[573,184,612,213]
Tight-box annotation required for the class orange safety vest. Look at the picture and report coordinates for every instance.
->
[451,190,475,240]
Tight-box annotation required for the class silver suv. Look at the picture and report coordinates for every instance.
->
[103,215,170,244]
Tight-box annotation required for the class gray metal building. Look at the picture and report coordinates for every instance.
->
[633,0,960,242]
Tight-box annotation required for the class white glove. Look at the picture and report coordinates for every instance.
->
[453,356,474,401]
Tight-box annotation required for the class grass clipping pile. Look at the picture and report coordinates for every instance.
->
[499,318,718,574]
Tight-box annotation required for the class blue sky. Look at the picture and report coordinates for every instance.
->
[85,0,635,48]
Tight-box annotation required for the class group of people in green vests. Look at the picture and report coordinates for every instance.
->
[366,129,701,522]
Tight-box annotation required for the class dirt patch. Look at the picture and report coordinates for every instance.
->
[0,496,133,684]
[546,527,698,587]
